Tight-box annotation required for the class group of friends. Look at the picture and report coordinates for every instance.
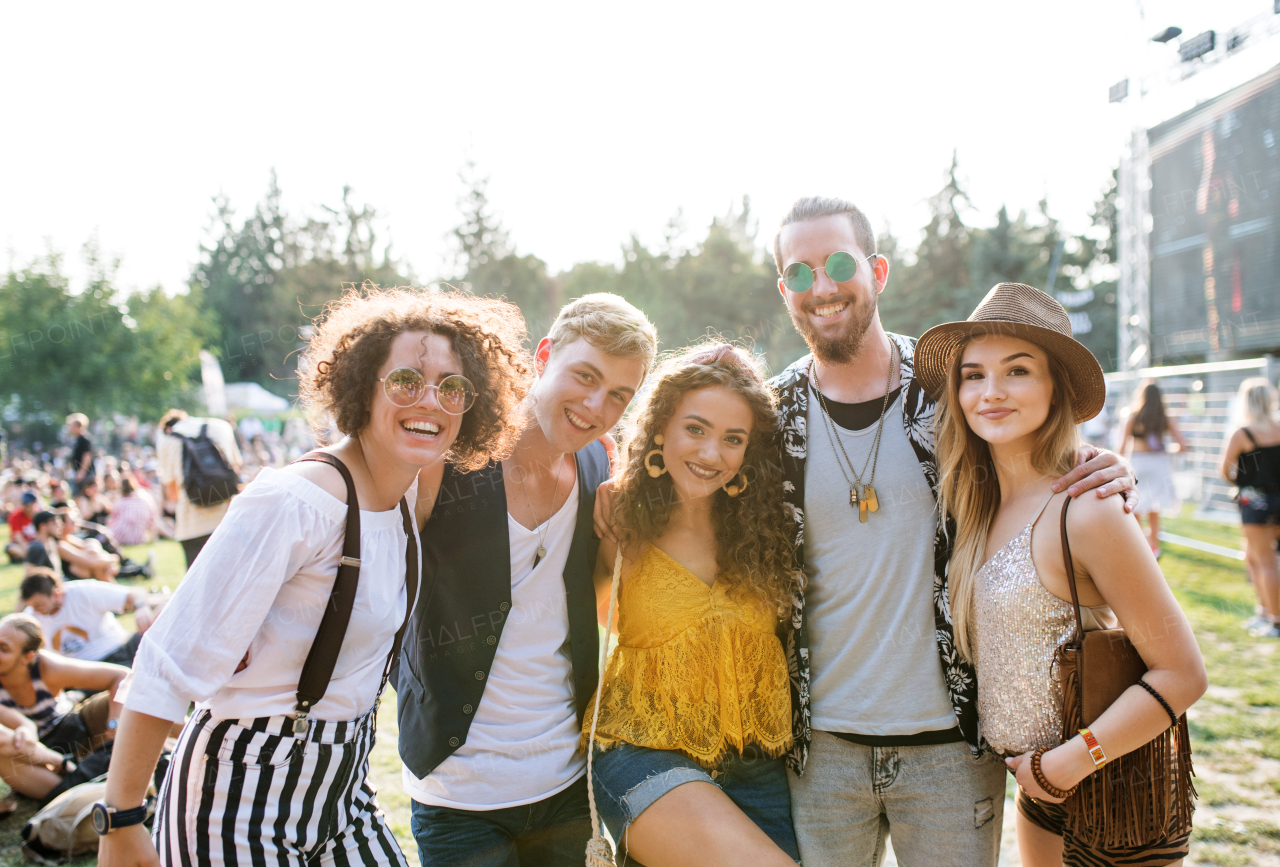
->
[80,197,1215,867]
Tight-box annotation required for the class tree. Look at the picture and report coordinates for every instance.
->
[0,247,206,445]
[881,152,975,334]
[447,164,559,337]
[193,173,411,392]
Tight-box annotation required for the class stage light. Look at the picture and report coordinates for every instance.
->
[1152,26,1183,43]
[1179,31,1216,62]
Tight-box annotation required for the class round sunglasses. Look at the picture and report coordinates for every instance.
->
[378,369,476,414]
[782,251,878,293]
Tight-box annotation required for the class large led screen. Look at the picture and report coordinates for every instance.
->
[1149,64,1280,362]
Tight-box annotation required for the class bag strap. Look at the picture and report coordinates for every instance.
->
[1243,427,1258,449]
[1059,495,1086,642]
[290,450,362,734]
[584,547,623,865]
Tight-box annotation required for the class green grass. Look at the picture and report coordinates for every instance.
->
[0,519,1275,865]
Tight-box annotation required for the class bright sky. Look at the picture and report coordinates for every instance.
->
[2,0,1276,295]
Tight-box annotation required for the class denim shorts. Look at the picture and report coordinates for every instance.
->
[1240,487,1280,525]
[590,742,800,862]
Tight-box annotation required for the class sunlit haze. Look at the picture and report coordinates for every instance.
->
[2,0,1273,293]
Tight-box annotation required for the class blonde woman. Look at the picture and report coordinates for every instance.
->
[916,283,1207,866]
[1220,377,1280,638]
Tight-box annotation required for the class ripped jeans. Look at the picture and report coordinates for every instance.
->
[787,731,1006,867]
[590,742,800,863]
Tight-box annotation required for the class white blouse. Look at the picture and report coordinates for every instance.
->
[123,468,413,724]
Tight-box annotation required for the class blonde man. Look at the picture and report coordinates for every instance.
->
[401,294,656,867]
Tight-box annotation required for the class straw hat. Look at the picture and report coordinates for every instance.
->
[914,282,1105,423]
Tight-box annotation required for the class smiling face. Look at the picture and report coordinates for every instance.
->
[365,330,466,469]
[776,214,888,364]
[0,624,35,677]
[957,334,1056,449]
[530,337,646,454]
[658,385,754,502]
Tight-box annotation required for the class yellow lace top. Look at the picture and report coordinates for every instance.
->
[580,544,792,767]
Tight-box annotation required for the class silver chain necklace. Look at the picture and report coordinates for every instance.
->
[809,342,896,523]
[514,455,564,568]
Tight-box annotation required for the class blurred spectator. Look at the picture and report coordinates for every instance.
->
[47,479,70,507]
[0,614,127,801]
[23,512,63,577]
[156,409,242,567]
[7,492,39,563]
[66,414,94,495]
[51,512,119,583]
[75,478,112,525]
[107,476,156,545]
[1220,377,1280,638]
[1123,380,1186,557]
[20,574,162,666]
[102,470,122,504]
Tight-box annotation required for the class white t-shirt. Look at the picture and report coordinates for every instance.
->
[121,468,412,723]
[27,582,132,661]
[156,417,243,542]
[404,482,584,810]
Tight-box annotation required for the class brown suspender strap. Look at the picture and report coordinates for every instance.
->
[292,451,362,731]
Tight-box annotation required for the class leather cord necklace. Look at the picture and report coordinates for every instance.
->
[514,455,564,568]
[809,342,896,523]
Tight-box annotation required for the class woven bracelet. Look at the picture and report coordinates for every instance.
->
[1137,679,1179,728]
[1030,746,1077,800]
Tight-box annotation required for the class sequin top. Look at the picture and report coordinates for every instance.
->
[581,544,793,767]
[972,494,1114,756]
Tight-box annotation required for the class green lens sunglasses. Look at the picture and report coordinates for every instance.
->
[782,251,878,293]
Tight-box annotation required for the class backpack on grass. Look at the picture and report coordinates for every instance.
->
[178,423,239,507]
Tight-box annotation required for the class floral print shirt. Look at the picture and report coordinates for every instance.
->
[768,332,981,775]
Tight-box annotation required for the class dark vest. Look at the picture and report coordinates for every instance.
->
[396,440,609,779]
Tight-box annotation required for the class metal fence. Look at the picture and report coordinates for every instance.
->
[1097,357,1280,519]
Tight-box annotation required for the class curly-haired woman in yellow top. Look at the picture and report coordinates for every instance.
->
[583,343,802,867]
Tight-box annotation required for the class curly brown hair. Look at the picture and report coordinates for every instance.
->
[299,284,531,472]
[612,343,799,615]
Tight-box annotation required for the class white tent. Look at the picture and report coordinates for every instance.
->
[224,382,291,414]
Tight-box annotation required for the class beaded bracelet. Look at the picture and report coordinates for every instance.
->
[1137,678,1179,729]
[1030,746,1077,800]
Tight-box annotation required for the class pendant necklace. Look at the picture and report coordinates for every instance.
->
[515,455,563,568]
[809,342,896,523]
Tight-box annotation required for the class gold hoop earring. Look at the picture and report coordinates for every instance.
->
[644,434,667,478]
[723,472,748,497]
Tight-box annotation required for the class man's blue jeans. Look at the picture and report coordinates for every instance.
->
[410,775,592,867]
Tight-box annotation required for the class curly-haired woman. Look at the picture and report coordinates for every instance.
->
[582,343,802,867]
[100,286,531,867]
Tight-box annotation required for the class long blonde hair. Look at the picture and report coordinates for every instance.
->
[936,337,1081,662]
[1235,377,1278,428]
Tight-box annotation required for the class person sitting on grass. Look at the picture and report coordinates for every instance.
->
[0,615,128,799]
[107,476,158,546]
[20,574,162,667]
[0,702,79,811]
[52,509,121,583]
[7,491,40,563]
[76,478,113,526]
[23,512,66,579]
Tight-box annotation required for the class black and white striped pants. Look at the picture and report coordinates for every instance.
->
[154,707,407,867]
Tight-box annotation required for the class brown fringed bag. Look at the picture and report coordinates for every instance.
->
[1052,496,1196,849]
